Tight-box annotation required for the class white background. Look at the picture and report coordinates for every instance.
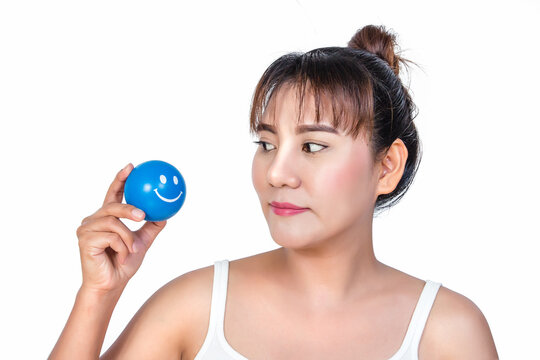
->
[1,0,538,358]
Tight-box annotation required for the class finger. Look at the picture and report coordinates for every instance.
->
[83,215,138,254]
[135,220,167,250]
[78,231,130,265]
[93,202,146,224]
[103,163,133,206]
[105,232,130,265]
[81,203,146,252]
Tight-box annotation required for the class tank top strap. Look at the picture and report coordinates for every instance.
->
[208,259,230,336]
[407,280,442,353]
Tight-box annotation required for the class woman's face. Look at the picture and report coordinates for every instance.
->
[252,83,382,249]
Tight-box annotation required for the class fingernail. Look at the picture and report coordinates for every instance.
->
[132,208,145,218]
[122,163,131,172]
[132,242,140,253]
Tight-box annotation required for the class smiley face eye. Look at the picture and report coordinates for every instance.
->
[173,176,178,185]
[160,175,167,184]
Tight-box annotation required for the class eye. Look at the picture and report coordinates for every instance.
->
[253,140,275,152]
[253,141,326,154]
[160,175,167,184]
[173,176,178,185]
[303,143,326,153]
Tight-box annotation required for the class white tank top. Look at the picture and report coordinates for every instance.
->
[194,260,442,360]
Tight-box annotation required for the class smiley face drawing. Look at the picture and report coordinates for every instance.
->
[124,160,187,221]
[153,174,183,203]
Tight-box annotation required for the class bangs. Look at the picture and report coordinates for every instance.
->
[249,48,375,141]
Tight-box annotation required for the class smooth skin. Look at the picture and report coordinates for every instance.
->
[49,83,498,359]
[48,164,172,359]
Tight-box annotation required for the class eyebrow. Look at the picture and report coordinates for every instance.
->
[256,123,339,135]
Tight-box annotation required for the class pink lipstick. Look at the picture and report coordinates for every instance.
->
[270,201,309,216]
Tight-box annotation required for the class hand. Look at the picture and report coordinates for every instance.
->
[76,163,167,293]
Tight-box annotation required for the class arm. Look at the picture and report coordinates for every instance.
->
[423,287,499,360]
[98,278,185,360]
[98,265,214,360]
[48,163,170,359]
[49,270,199,360]
[48,286,125,360]
[442,299,499,359]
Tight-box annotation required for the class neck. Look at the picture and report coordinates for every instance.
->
[274,216,384,309]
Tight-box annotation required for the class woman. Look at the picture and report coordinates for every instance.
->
[49,25,498,359]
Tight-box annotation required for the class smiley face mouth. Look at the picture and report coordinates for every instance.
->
[153,188,183,203]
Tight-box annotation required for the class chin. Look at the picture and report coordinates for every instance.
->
[269,229,322,250]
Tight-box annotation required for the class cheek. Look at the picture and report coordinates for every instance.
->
[251,155,266,195]
[314,150,374,215]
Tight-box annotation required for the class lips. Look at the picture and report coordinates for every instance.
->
[270,201,307,210]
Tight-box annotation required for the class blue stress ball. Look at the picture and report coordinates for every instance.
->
[124,160,186,221]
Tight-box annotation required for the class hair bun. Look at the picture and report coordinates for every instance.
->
[347,24,404,76]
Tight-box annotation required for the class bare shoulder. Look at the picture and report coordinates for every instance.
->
[420,285,499,360]
[100,264,215,360]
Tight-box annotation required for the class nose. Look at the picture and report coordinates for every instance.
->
[266,145,301,188]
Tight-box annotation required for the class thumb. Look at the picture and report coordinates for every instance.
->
[135,220,167,250]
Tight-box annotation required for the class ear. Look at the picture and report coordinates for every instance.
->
[375,138,408,196]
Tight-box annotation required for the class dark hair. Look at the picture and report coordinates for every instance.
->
[249,24,421,216]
